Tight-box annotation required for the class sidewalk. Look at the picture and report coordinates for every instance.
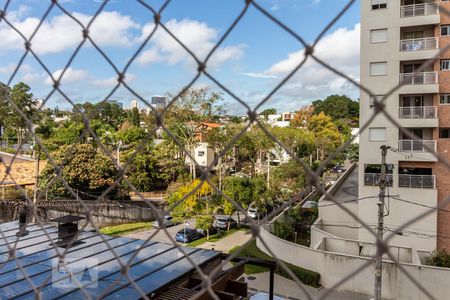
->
[197,229,252,252]
[242,272,371,300]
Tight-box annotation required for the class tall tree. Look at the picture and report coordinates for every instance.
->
[9,82,37,145]
[0,82,10,139]
[312,94,359,125]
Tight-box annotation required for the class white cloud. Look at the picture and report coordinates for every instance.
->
[264,23,360,101]
[0,10,140,54]
[0,63,16,74]
[137,19,245,68]
[92,73,136,88]
[238,72,277,79]
[45,67,88,85]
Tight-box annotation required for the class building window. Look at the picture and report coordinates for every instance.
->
[371,0,387,10]
[198,151,205,157]
[441,94,450,104]
[441,60,450,71]
[370,29,387,43]
[369,127,386,141]
[442,25,450,36]
[370,62,387,76]
[440,128,450,139]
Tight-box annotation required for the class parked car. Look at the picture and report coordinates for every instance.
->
[331,165,346,173]
[175,228,204,243]
[247,206,263,219]
[153,215,174,228]
[213,216,237,229]
[196,227,218,236]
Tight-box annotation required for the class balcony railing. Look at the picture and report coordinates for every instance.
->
[399,174,435,189]
[398,106,437,119]
[398,140,436,152]
[400,2,439,18]
[400,37,438,51]
[364,173,394,187]
[399,72,438,85]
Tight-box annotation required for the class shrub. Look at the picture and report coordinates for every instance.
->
[426,249,450,268]
[229,240,321,288]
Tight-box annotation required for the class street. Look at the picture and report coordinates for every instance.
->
[125,218,196,245]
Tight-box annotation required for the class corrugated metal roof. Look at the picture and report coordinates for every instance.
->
[0,221,221,299]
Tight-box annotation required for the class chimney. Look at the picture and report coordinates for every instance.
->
[50,215,85,247]
[16,211,29,237]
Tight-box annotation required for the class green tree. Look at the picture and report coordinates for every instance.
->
[0,82,11,139]
[312,94,359,125]
[308,112,342,161]
[39,144,118,199]
[9,82,37,144]
[129,107,141,127]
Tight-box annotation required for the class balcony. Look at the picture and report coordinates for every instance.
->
[400,37,438,52]
[398,140,436,152]
[400,3,439,18]
[398,174,435,189]
[364,173,394,187]
[400,72,437,85]
[399,106,437,119]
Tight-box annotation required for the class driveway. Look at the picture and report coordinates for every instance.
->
[125,219,196,245]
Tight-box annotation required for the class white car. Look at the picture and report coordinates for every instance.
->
[153,215,174,228]
[247,207,260,219]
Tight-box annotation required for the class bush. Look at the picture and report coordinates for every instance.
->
[276,261,320,288]
[426,249,450,268]
[229,240,321,288]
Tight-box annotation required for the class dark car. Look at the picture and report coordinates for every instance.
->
[331,165,346,173]
[213,216,237,230]
[175,228,204,243]
[196,226,218,236]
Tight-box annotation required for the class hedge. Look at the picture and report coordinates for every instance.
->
[229,240,321,288]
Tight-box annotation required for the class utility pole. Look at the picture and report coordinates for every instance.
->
[374,145,389,300]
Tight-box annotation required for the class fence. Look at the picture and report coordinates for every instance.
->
[2,0,450,299]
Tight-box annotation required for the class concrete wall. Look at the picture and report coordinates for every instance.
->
[0,200,157,227]
[258,225,450,299]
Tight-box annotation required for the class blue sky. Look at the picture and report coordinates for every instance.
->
[0,0,360,114]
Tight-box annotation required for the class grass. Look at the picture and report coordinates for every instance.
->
[187,228,245,247]
[99,222,153,236]
[229,240,321,288]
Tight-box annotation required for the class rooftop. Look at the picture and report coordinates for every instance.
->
[0,221,221,299]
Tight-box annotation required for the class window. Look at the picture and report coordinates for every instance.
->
[442,25,450,36]
[371,0,387,10]
[440,128,450,138]
[369,128,386,141]
[198,151,205,156]
[370,29,387,43]
[442,60,450,71]
[370,62,387,76]
[369,95,385,108]
[441,94,450,104]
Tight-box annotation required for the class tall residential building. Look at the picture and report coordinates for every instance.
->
[360,0,450,251]
[151,96,167,111]
[130,99,139,110]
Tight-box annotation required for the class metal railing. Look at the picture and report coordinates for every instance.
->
[398,139,437,152]
[363,173,394,187]
[400,2,439,18]
[399,72,438,85]
[400,37,438,52]
[398,174,436,189]
[398,106,437,119]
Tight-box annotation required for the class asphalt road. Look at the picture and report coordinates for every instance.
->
[125,219,197,245]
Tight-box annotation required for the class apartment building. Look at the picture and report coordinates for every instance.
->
[360,0,450,251]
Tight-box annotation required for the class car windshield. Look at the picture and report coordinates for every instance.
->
[217,218,228,222]
[249,209,257,212]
